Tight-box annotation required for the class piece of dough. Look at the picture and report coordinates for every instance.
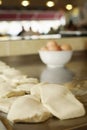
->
[30,82,46,100]
[2,68,22,78]
[0,97,18,113]
[7,95,51,123]
[0,61,9,72]
[39,83,86,120]
[11,76,39,86]
[0,85,25,98]
[16,83,37,94]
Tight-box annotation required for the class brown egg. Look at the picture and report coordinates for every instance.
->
[61,44,72,51]
[46,40,58,47]
[46,40,61,51]
[47,45,59,51]
[40,46,48,51]
[56,45,62,51]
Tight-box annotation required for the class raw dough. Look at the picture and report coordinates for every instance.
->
[0,97,18,113]
[7,95,51,123]
[39,83,86,120]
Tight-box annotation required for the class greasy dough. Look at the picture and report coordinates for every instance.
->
[0,85,25,98]
[39,83,86,120]
[0,60,86,122]
[11,76,39,85]
[7,95,51,123]
[0,97,18,113]
[16,83,38,94]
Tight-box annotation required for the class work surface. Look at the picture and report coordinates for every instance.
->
[0,51,87,130]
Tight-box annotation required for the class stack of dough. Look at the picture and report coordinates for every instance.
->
[0,61,86,123]
[0,61,39,114]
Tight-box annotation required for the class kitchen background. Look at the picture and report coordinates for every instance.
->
[0,0,87,56]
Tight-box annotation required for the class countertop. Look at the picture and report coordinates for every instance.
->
[0,50,87,130]
[0,51,87,82]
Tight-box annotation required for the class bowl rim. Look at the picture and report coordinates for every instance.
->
[39,50,73,53]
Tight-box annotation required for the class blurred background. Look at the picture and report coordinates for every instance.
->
[0,0,87,38]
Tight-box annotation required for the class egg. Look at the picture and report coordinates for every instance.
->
[61,44,72,51]
[40,46,48,51]
[46,40,61,51]
[46,40,57,47]
[47,45,59,51]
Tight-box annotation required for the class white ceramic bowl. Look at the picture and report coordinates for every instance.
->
[39,51,73,68]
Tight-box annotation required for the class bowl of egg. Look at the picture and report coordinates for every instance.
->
[39,40,73,68]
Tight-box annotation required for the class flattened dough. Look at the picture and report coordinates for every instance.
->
[39,83,86,120]
[0,85,25,98]
[0,97,18,113]
[7,95,51,123]
[16,83,37,93]
[2,68,22,78]
[11,76,39,86]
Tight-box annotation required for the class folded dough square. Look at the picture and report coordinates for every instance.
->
[7,95,51,123]
[38,83,86,120]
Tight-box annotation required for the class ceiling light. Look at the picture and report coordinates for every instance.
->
[46,1,55,7]
[66,4,73,10]
[21,0,30,7]
[0,0,2,5]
